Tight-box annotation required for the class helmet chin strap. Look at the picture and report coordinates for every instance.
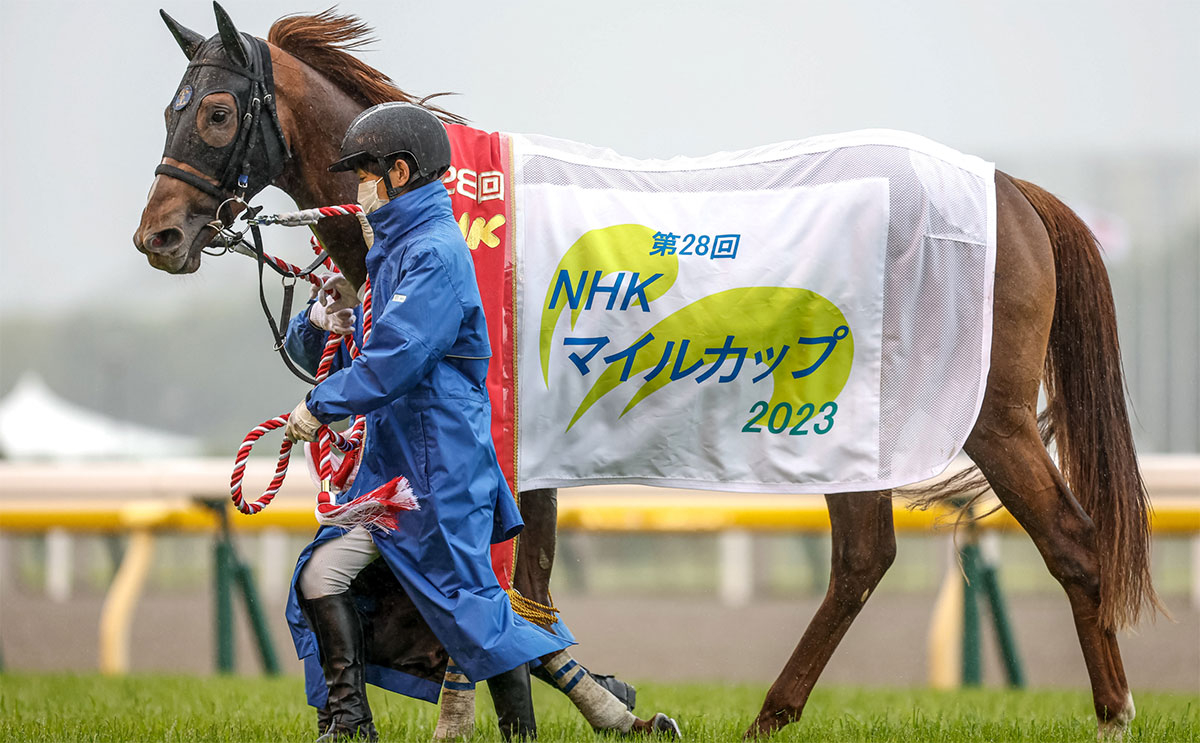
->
[377,157,407,201]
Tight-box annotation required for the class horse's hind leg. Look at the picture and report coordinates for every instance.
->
[961,172,1134,735]
[965,418,1134,733]
[746,491,896,738]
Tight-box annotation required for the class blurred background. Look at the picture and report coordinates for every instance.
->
[1,1,1197,693]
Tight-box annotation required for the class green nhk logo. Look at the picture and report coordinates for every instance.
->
[539,224,853,432]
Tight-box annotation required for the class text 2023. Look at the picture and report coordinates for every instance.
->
[742,401,838,435]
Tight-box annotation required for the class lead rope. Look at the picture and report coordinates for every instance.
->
[228,204,416,530]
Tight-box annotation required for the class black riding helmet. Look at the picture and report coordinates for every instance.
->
[329,102,452,200]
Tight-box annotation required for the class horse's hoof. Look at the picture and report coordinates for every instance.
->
[624,713,682,738]
[648,713,681,739]
[742,716,780,740]
[1097,692,1135,741]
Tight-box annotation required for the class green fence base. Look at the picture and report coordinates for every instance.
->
[959,520,1025,688]
[201,500,280,676]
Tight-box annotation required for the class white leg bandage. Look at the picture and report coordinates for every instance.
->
[433,660,475,741]
[542,651,636,733]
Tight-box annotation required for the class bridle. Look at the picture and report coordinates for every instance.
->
[155,35,289,204]
[151,33,343,384]
[203,203,335,387]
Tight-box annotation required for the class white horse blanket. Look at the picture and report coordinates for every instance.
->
[506,129,995,494]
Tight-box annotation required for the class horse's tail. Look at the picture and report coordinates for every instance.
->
[1010,176,1161,631]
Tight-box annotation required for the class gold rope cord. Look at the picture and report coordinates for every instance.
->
[507,588,560,628]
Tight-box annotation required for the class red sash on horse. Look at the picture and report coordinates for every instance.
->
[445,125,518,588]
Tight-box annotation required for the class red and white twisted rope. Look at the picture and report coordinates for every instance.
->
[253,204,366,227]
[229,203,415,530]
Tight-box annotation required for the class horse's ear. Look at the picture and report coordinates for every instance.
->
[159,9,204,60]
[212,1,249,69]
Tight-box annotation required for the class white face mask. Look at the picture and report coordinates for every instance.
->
[357,178,385,215]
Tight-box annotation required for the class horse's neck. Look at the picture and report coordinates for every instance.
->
[272,51,370,286]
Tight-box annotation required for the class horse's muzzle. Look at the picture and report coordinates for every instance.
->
[134,226,199,274]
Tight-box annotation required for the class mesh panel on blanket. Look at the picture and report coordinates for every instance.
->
[517,133,993,490]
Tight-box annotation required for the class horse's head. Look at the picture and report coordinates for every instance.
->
[133,3,290,274]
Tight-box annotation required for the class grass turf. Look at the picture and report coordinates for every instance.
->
[0,673,1196,742]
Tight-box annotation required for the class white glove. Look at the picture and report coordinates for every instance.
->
[284,399,322,442]
[307,274,357,335]
[308,299,356,335]
[318,274,359,313]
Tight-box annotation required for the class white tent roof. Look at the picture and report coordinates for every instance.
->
[0,372,200,461]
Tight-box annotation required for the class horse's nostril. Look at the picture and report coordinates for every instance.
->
[147,228,184,253]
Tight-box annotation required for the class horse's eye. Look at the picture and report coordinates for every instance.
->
[211,110,228,124]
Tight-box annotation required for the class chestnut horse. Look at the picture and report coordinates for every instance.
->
[133,7,1159,738]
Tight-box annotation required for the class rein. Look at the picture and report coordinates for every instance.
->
[205,203,343,386]
[221,202,416,531]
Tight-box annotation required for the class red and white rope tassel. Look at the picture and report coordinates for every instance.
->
[229,204,417,531]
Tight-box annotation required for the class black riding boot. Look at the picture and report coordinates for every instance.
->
[487,663,536,741]
[301,592,378,742]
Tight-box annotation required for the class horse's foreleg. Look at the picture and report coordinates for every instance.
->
[514,488,645,731]
[514,488,559,606]
[965,419,1134,735]
[745,491,896,739]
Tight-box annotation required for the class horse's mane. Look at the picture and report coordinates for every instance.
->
[267,9,467,125]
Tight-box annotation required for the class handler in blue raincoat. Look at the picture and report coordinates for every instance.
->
[282,102,568,743]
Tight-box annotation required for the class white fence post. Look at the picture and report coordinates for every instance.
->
[718,529,754,607]
[259,529,289,603]
[1191,534,1200,611]
[45,529,72,602]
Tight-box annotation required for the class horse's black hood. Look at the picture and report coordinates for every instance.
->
[156,32,290,202]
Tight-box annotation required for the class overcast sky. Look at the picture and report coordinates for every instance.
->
[1,0,1196,316]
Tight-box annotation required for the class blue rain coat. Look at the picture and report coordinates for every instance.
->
[282,181,572,706]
